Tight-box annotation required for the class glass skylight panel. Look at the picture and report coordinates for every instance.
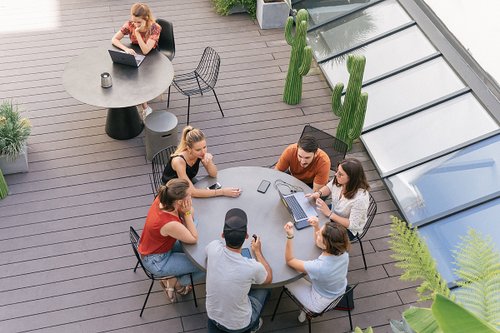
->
[387,135,500,225]
[308,0,411,60]
[319,26,436,88]
[419,197,500,283]
[361,93,499,177]
[295,0,380,29]
[363,57,466,130]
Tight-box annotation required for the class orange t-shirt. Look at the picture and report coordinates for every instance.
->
[138,197,180,255]
[275,144,330,186]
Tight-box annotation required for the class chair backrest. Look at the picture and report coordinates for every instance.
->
[357,193,377,240]
[320,283,358,316]
[156,19,175,61]
[150,145,177,196]
[300,125,348,172]
[129,226,154,279]
[195,47,221,89]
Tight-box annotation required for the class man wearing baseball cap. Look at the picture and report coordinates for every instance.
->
[206,208,273,333]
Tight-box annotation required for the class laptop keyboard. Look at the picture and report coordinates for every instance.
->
[286,195,307,220]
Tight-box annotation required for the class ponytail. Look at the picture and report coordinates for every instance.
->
[173,126,206,156]
[157,178,189,211]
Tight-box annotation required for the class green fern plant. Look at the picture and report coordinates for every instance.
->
[0,100,31,160]
[389,216,500,332]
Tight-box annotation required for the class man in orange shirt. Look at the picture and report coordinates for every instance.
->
[275,136,331,192]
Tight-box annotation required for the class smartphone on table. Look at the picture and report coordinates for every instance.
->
[207,182,222,190]
[257,180,270,193]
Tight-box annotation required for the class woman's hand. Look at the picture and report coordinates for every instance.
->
[202,153,213,165]
[315,197,331,216]
[179,196,193,216]
[124,47,136,55]
[284,222,294,237]
[221,187,241,198]
[308,216,319,229]
[305,191,320,200]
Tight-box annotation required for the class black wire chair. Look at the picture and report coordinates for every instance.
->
[156,19,175,61]
[167,47,224,125]
[149,145,177,197]
[352,193,377,270]
[271,284,358,333]
[129,226,197,317]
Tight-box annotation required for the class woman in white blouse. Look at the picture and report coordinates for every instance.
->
[307,158,370,239]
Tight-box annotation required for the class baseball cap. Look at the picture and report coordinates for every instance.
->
[223,208,248,248]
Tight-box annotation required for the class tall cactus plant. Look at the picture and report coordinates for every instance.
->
[283,9,312,105]
[332,54,368,151]
[0,169,8,199]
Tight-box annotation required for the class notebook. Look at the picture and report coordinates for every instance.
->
[278,190,317,230]
[108,49,145,67]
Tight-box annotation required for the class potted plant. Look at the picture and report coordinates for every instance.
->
[0,100,31,175]
[213,0,257,18]
[0,168,8,199]
[257,0,290,29]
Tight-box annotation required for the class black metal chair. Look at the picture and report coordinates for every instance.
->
[352,193,377,270]
[271,284,358,333]
[300,125,348,172]
[129,226,197,317]
[156,19,175,61]
[167,47,224,125]
[149,145,177,197]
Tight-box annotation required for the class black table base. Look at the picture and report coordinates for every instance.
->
[105,106,144,140]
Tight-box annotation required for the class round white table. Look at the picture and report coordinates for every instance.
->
[183,166,327,288]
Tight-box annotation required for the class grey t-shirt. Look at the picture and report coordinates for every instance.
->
[304,252,349,299]
[205,240,267,330]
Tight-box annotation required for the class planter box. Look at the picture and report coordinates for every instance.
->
[257,0,290,29]
[0,144,29,175]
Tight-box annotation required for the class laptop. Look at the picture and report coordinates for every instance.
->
[108,49,146,67]
[278,191,317,230]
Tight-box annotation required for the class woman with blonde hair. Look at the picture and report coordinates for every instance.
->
[138,179,205,301]
[111,2,162,117]
[161,126,241,198]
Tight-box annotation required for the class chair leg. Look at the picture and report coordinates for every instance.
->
[308,318,312,333]
[190,273,198,308]
[167,85,171,108]
[186,96,191,125]
[212,89,224,117]
[271,287,286,321]
[134,260,140,273]
[347,307,353,330]
[140,279,155,317]
[358,239,367,270]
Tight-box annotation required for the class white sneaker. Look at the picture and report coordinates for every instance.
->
[298,311,306,323]
[250,317,263,333]
[142,106,152,118]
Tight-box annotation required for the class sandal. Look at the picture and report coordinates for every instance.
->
[175,284,193,296]
[159,279,176,303]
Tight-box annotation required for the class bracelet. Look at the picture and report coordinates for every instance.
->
[287,235,294,239]
[185,211,192,216]
[317,189,323,197]
[328,211,333,220]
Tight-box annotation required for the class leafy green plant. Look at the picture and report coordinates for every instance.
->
[0,100,31,160]
[212,0,257,19]
[354,327,373,333]
[389,216,500,332]
[0,168,8,199]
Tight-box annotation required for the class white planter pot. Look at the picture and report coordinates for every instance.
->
[257,0,290,29]
[0,144,29,175]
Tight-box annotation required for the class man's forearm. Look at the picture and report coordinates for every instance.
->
[254,250,273,283]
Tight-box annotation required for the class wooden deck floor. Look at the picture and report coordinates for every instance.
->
[0,0,421,332]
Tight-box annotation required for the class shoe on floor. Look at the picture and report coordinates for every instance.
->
[298,311,306,323]
[250,317,263,333]
[142,106,152,118]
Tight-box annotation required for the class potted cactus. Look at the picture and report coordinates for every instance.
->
[331,54,368,151]
[0,100,31,175]
[283,9,312,105]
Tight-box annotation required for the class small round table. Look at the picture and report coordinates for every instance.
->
[63,44,174,140]
[183,166,327,288]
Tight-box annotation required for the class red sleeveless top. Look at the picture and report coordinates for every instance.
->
[138,197,180,255]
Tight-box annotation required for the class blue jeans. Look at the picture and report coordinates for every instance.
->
[208,288,270,333]
[141,240,205,286]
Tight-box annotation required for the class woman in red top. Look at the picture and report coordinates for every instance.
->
[111,2,162,117]
[138,179,204,301]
